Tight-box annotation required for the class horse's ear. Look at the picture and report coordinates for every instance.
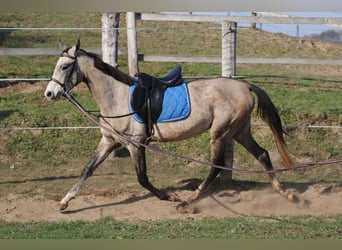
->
[69,40,80,57]
[76,39,80,50]
[58,39,67,51]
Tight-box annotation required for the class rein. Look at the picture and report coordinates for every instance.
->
[50,53,146,119]
[88,109,145,119]
[62,91,342,175]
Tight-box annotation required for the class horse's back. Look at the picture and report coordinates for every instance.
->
[188,77,254,111]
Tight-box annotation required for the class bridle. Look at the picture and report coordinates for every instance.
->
[50,52,83,94]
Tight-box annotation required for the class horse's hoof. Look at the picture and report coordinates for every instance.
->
[59,202,69,212]
[176,201,196,214]
[168,193,182,202]
[287,192,300,203]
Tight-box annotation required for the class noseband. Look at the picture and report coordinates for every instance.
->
[50,53,82,93]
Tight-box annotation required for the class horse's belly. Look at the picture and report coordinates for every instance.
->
[152,114,212,142]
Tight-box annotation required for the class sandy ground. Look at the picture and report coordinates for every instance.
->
[1,182,341,222]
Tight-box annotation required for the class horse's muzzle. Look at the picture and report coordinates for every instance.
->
[44,81,64,100]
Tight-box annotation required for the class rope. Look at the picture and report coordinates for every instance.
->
[63,92,342,175]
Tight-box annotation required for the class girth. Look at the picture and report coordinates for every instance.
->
[130,65,183,136]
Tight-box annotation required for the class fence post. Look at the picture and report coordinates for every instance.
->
[101,13,120,67]
[126,12,139,76]
[221,21,237,77]
[251,12,257,29]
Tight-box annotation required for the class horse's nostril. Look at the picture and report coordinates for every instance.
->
[45,91,53,99]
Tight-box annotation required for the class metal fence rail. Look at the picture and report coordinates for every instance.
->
[1,124,341,131]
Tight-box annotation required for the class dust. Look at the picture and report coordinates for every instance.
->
[0,182,341,222]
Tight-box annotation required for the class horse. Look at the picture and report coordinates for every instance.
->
[44,40,294,212]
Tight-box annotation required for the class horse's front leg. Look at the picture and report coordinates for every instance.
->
[128,144,182,202]
[60,136,121,211]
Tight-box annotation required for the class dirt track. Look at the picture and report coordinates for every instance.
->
[1,181,341,222]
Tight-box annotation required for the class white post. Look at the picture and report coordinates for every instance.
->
[221,21,237,77]
[126,12,139,76]
[101,13,120,67]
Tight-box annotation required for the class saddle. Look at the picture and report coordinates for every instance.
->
[130,65,184,136]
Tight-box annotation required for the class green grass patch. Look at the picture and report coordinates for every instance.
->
[0,215,341,239]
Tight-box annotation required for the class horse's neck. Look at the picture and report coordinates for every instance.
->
[83,65,128,116]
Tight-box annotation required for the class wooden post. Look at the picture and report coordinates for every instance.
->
[251,12,257,29]
[101,13,120,67]
[126,12,139,76]
[221,21,237,77]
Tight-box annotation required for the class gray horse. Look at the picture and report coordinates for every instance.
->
[45,40,294,212]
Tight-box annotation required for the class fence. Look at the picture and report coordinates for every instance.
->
[126,12,342,77]
[2,12,342,81]
[0,13,341,130]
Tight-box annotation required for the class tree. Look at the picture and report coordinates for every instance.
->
[101,13,120,67]
[309,29,342,42]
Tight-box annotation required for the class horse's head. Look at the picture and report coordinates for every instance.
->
[44,39,84,100]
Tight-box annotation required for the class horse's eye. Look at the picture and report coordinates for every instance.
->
[62,64,71,70]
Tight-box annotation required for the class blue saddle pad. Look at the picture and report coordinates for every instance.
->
[128,81,191,123]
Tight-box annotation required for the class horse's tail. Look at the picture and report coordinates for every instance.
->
[249,84,293,168]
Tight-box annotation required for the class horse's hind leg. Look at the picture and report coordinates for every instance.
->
[234,124,287,196]
[59,136,120,211]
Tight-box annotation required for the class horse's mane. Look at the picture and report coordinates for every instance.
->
[77,49,134,86]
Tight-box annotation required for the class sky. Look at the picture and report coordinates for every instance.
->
[173,12,342,38]
[252,12,342,37]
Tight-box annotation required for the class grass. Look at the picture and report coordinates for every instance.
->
[0,13,341,239]
[0,215,341,239]
[0,13,102,47]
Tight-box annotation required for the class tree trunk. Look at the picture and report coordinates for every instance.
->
[221,21,237,77]
[102,13,120,67]
[126,12,139,76]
